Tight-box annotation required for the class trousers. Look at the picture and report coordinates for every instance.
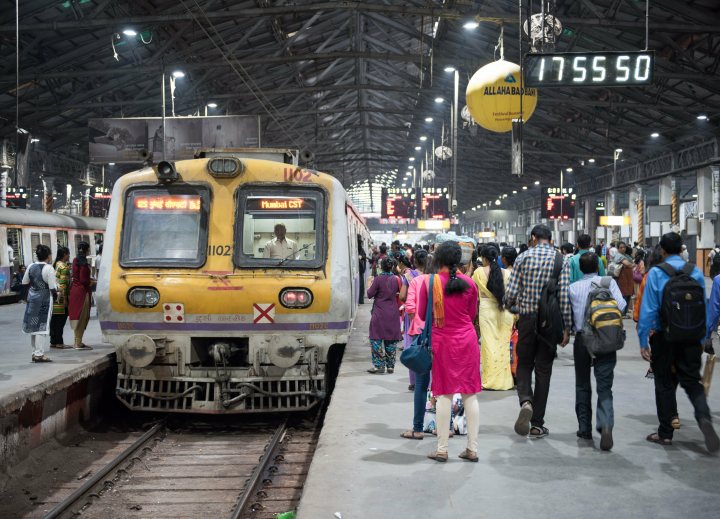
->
[370,339,397,369]
[412,370,431,432]
[573,333,616,433]
[70,296,90,347]
[50,310,68,346]
[651,333,712,439]
[436,393,479,454]
[515,314,556,428]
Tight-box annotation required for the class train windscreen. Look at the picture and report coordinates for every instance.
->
[120,187,209,267]
[234,186,325,269]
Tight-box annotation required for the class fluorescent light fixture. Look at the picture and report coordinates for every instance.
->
[693,194,698,198]
[512,190,517,194]
[565,167,573,172]
[414,146,421,151]
[123,29,137,36]
[409,157,415,162]
[172,70,185,78]
[495,200,501,206]
[434,97,444,103]
[108,162,115,166]
[651,132,660,138]
[207,102,218,108]
[425,117,433,122]
[30,138,40,143]
[697,114,708,120]
[463,21,479,30]
[534,180,540,185]
[522,186,528,190]
[588,158,596,163]
[419,136,428,141]
[444,66,456,72]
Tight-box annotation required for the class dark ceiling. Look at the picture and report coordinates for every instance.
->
[1,0,719,212]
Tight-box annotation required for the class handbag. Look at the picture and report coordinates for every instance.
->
[632,266,643,284]
[400,275,434,375]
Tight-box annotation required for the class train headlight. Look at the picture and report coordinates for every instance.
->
[279,288,313,309]
[128,287,160,308]
[207,158,244,178]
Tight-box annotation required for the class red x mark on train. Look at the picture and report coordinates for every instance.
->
[253,303,275,324]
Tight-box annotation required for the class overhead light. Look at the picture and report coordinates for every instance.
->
[402,184,407,187]
[651,132,660,138]
[414,146,421,151]
[697,114,708,120]
[419,136,428,141]
[522,186,528,190]
[409,157,415,162]
[534,181,540,185]
[495,200,501,206]
[463,21,479,30]
[588,158,596,163]
[693,194,698,198]
[122,29,137,37]
[565,167,573,172]
[434,97,444,103]
[108,162,115,166]
[444,66,456,72]
[172,70,185,78]
[512,190,517,194]
[207,102,218,108]
[30,138,40,143]
[615,148,623,153]
[425,117,433,122]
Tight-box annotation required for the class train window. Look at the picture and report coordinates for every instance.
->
[234,186,325,269]
[57,230,68,248]
[30,233,40,261]
[7,228,22,268]
[41,233,51,248]
[120,186,210,268]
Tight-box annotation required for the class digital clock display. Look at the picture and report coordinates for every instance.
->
[524,51,654,87]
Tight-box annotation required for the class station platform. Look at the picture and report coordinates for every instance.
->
[0,303,114,468]
[298,303,720,519]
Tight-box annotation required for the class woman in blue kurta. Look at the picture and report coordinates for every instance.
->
[366,256,402,374]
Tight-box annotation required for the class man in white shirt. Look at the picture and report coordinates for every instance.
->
[263,223,298,260]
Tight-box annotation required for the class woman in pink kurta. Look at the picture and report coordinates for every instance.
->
[417,241,481,462]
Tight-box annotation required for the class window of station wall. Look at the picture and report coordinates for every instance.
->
[234,186,325,268]
[120,187,209,267]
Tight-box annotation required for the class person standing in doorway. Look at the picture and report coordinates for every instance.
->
[22,245,57,362]
[358,237,367,304]
[263,223,298,260]
[504,224,572,439]
[68,242,94,351]
[50,246,71,349]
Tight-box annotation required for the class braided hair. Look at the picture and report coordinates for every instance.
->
[433,241,470,294]
[480,245,505,309]
[380,256,397,273]
[413,249,429,272]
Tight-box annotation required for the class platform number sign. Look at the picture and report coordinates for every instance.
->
[524,51,654,87]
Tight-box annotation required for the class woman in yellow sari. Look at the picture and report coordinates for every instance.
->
[472,245,514,390]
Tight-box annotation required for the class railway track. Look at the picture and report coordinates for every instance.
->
[39,419,317,519]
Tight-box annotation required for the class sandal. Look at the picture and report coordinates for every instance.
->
[458,449,478,462]
[400,430,424,440]
[74,345,93,350]
[31,355,52,363]
[529,426,549,439]
[671,416,681,430]
[386,368,394,374]
[367,367,385,374]
[646,432,672,446]
[431,430,454,438]
[426,451,448,463]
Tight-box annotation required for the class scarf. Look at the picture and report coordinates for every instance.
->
[431,274,445,328]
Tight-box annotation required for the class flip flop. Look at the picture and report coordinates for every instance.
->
[50,344,70,349]
[74,345,93,350]
[646,432,672,446]
[31,355,52,363]
[400,430,424,440]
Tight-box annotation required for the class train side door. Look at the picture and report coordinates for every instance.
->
[6,228,23,268]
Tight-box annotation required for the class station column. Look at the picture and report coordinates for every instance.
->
[635,186,645,247]
[697,168,714,250]
[42,177,54,212]
[82,187,91,217]
[670,178,679,227]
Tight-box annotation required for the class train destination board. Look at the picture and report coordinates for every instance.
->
[524,51,654,87]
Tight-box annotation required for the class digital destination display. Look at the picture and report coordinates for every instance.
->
[524,51,654,87]
[134,195,201,211]
[541,187,576,220]
[246,197,315,211]
[382,188,449,219]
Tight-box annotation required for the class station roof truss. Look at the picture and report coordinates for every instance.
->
[1,0,719,212]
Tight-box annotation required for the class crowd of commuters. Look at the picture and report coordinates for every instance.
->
[19,242,96,362]
[363,228,719,461]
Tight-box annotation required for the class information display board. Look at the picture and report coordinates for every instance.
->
[541,186,576,220]
[382,188,449,219]
[524,51,654,87]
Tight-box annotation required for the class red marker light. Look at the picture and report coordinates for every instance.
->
[176,305,182,311]
[165,316,171,321]
[165,305,171,310]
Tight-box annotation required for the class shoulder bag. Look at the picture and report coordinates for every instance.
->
[400,275,434,375]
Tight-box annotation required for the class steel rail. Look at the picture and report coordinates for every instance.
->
[229,422,288,519]
[42,421,166,519]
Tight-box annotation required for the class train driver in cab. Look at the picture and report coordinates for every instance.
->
[263,223,298,260]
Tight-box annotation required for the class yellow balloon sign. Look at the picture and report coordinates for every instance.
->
[465,60,538,133]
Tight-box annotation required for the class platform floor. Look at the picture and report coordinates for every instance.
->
[0,302,113,409]
[298,303,720,519]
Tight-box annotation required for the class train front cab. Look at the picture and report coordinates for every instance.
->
[99,156,359,414]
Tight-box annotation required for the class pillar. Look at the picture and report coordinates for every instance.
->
[628,186,638,245]
[42,178,54,212]
[697,168,714,249]
[635,185,645,247]
[0,169,7,208]
[82,187,91,217]
[713,166,720,247]
[670,177,679,227]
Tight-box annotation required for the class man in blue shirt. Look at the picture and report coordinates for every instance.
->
[569,234,606,283]
[637,232,719,452]
[568,253,625,450]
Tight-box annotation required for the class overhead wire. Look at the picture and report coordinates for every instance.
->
[178,0,307,151]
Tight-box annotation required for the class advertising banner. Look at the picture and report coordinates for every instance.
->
[89,116,260,163]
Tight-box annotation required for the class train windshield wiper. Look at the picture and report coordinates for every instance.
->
[277,243,313,266]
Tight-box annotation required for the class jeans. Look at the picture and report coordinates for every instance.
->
[650,333,712,439]
[412,370,431,432]
[516,314,556,428]
[573,333,616,433]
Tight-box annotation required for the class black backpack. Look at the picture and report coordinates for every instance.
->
[712,250,720,269]
[658,262,706,343]
[537,252,565,348]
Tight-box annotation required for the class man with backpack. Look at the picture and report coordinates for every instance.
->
[505,224,572,439]
[638,232,719,453]
[568,253,626,451]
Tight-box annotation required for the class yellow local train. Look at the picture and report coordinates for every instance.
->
[96,149,370,413]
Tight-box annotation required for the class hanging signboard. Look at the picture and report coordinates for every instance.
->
[524,51,654,87]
